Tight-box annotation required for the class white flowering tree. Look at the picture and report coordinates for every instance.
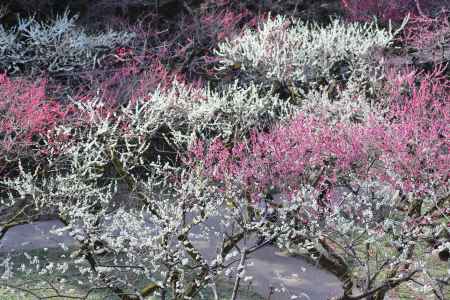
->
[0,82,292,299]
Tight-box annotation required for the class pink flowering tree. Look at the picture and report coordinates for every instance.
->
[189,65,450,299]
[0,75,72,177]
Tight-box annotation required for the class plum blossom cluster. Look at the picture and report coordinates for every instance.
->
[193,64,449,205]
[0,74,74,176]
[74,79,293,149]
[215,15,395,88]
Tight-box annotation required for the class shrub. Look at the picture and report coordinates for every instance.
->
[0,11,134,75]
[215,15,394,89]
